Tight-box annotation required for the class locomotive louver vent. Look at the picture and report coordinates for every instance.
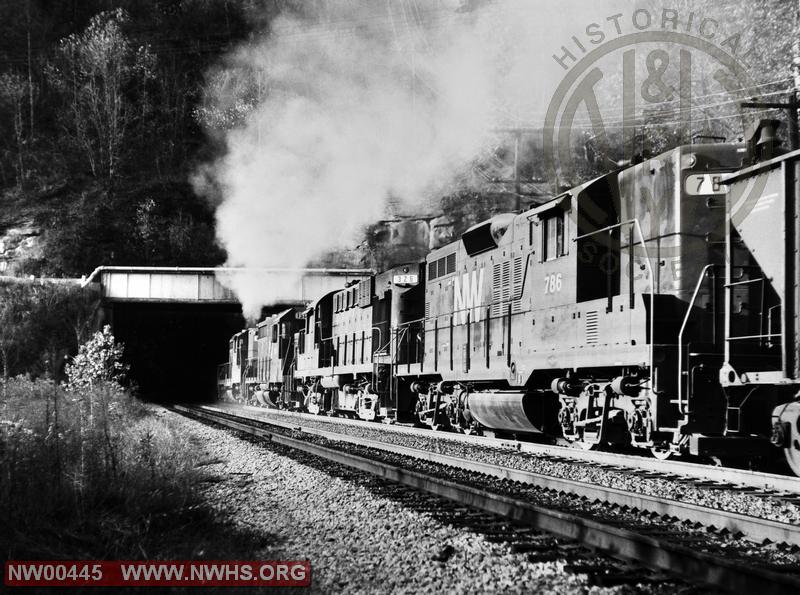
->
[446,253,456,274]
[428,253,456,281]
[358,278,372,308]
[425,300,431,319]
[491,261,509,317]
[585,311,599,344]
[491,257,523,317]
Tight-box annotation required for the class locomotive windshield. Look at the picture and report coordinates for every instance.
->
[462,213,516,256]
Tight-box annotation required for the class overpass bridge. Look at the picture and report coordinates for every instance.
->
[80,266,373,400]
[82,266,373,305]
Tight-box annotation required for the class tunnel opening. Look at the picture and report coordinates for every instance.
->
[107,301,244,404]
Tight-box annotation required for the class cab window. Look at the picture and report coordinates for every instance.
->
[542,211,567,261]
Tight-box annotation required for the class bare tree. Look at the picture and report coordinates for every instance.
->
[47,9,154,179]
[0,72,31,186]
[0,283,35,387]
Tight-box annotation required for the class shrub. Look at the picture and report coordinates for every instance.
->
[64,325,129,393]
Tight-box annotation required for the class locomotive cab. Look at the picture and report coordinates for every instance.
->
[255,308,302,408]
[222,328,256,403]
[294,291,336,413]
[292,266,424,421]
[379,262,425,421]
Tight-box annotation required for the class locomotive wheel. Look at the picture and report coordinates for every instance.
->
[772,401,800,476]
[650,446,673,460]
[782,412,800,475]
[783,442,800,476]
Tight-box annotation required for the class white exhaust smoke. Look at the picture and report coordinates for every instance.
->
[193,0,625,318]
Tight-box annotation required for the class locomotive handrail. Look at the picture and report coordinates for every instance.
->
[395,317,425,327]
[573,219,655,390]
[398,320,425,370]
[727,333,782,341]
[723,276,780,346]
[677,264,720,416]
[370,326,384,360]
[725,277,765,288]
[513,252,531,302]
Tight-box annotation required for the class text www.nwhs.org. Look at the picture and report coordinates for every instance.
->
[5,561,311,587]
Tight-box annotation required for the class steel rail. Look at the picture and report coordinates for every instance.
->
[224,403,800,495]
[175,404,800,594]
[192,405,800,547]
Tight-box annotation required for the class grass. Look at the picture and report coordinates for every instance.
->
[0,377,269,564]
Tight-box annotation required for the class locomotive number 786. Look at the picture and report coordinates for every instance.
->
[544,273,562,294]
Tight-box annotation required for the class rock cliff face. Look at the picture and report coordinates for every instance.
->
[0,221,42,274]
[317,188,551,272]
[0,182,550,278]
[370,189,550,269]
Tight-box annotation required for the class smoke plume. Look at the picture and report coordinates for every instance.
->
[194,0,627,318]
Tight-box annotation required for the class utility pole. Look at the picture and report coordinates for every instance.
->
[794,0,800,149]
[513,131,521,208]
[745,0,800,152]
[741,95,800,151]
[490,127,541,212]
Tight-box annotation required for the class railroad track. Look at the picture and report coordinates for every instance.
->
[222,402,800,496]
[176,403,800,593]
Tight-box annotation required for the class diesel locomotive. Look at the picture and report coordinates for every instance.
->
[218,119,800,475]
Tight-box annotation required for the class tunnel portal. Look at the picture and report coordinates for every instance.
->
[87,266,372,402]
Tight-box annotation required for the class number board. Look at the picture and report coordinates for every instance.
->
[684,173,725,196]
[392,274,418,286]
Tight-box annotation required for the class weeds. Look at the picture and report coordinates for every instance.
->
[0,377,202,559]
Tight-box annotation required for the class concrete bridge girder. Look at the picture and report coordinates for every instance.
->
[82,266,373,304]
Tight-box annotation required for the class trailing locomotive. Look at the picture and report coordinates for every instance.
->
[293,263,425,420]
[218,120,800,475]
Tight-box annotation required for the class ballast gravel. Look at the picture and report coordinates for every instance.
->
[225,404,800,525]
[163,407,682,594]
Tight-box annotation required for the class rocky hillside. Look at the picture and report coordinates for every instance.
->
[0,2,560,278]
[0,1,254,277]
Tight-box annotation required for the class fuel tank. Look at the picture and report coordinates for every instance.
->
[467,391,544,434]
